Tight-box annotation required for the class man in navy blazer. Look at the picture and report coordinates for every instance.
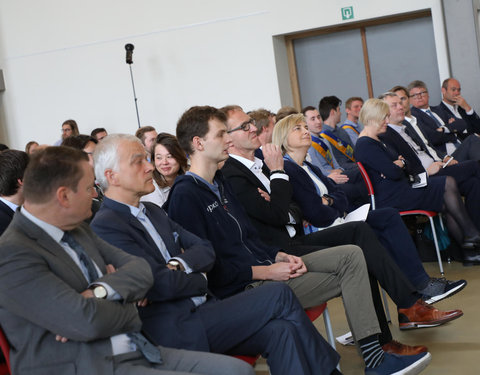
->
[90,134,341,375]
[0,150,29,236]
[408,80,480,161]
[433,78,480,139]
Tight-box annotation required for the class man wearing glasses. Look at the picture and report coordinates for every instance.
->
[408,80,480,162]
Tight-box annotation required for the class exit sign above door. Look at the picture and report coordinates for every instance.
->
[341,6,354,20]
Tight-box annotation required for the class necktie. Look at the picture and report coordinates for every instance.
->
[128,332,163,364]
[425,109,444,128]
[62,231,99,283]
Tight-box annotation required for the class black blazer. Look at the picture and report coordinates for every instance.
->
[221,156,303,247]
[0,200,14,236]
[411,106,458,154]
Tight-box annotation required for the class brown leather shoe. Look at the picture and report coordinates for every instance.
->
[398,299,463,330]
[382,340,428,355]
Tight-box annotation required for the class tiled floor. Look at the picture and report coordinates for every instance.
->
[254,261,478,374]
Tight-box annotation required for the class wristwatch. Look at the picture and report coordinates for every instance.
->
[91,284,107,299]
[167,260,182,271]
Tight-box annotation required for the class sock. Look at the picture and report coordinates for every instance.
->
[359,335,385,368]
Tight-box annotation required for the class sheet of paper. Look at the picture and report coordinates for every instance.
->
[336,331,355,346]
[344,203,370,223]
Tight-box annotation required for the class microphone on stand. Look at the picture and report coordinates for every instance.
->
[125,44,134,64]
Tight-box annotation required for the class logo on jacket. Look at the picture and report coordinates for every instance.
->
[207,201,219,213]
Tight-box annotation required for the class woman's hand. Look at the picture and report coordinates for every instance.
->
[393,155,406,168]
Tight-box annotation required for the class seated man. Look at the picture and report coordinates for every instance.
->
[166,106,433,375]
[221,105,465,304]
[0,146,254,375]
[90,134,340,375]
[0,150,29,235]
[340,97,364,145]
[408,80,480,161]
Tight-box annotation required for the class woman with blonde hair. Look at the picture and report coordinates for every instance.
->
[355,98,480,252]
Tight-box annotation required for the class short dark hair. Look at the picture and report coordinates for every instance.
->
[319,96,342,121]
[301,106,316,115]
[90,128,107,138]
[23,146,88,204]
[0,150,29,196]
[441,78,456,90]
[62,119,79,136]
[249,108,274,136]
[345,97,364,109]
[390,85,409,96]
[62,134,98,150]
[177,106,227,155]
[135,126,157,145]
[152,133,188,188]
[276,106,298,122]
[0,144,9,151]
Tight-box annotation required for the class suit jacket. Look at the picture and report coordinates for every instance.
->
[0,211,153,375]
[410,106,458,154]
[90,197,216,350]
[432,102,480,138]
[221,157,303,247]
[0,201,14,236]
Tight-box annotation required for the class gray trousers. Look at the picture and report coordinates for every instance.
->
[113,347,254,375]
[251,245,381,341]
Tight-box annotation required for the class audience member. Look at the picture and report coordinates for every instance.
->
[135,126,158,162]
[340,97,364,144]
[25,141,39,154]
[0,146,253,375]
[356,98,480,253]
[141,133,188,207]
[276,106,298,122]
[408,80,480,161]
[166,105,432,375]
[0,150,29,235]
[90,134,340,375]
[91,127,108,141]
[54,119,79,145]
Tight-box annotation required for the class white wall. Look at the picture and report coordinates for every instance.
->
[0,0,447,148]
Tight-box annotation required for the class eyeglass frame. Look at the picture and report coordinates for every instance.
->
[409,90,428,99]
[227,118,256,134]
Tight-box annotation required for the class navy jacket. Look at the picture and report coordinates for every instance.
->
[0,200,14,236]
[432,102,480,138]
[91,197,215,350]
[283,160,349,228]
[165,172,281,299]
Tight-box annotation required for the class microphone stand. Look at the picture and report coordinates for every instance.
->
[127,62,141,129]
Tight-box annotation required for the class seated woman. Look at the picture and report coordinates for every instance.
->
[355,99,480,261]
[271,113,465,302]
[141,133,188,207]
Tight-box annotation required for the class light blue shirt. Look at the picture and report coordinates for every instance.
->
[0,197,17,212]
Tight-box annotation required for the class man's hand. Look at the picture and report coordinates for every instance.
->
[264,262,303,281]
[454,95,472,112]
[435,127,444,132]
[137,298,149,307]
[426,161,443,176]
[442,156,458,167]
[105,264,116,274]
[55,335,68,343]
[328,171,349,184]
[257,188,270,202]
[263,143,284,171]
[275,252,307,275]
[393,156,405,168]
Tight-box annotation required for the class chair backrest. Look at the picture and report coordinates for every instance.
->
[0,326,10,374]
[356,162,376,210]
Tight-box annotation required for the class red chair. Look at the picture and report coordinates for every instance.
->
[235,302,336,366]
[0,326,11,375]
[357,162,445,276]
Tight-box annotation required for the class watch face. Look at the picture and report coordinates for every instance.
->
[94,286,107,299]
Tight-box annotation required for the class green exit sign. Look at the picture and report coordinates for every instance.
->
[341,6,354,20]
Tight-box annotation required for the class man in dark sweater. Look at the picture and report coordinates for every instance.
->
[166,105,433,375]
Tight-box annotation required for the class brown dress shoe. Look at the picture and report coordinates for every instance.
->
[382,340,428,355]
[398,299,463,330]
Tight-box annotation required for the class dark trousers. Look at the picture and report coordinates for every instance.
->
[286,221,420,345]
[198,283,339,375]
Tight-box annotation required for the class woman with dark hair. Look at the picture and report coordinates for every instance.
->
[141,132,188,207]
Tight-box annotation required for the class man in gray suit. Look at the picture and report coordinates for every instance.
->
[0,146,253,375]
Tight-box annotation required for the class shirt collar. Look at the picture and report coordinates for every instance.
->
[20,206,65,244]
[229,154,263,172]
[442,100,457,113]
[0,197,18,212]
[388,123,406,131]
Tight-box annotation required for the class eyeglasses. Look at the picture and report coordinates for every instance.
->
[409,91,428,99]
[227,118,256,134]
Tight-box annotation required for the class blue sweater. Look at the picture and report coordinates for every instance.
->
[165,171,281,299]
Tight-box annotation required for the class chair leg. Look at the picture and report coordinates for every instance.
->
[381,288,391,323]
[428,216,445,276]
[322,307,340,371]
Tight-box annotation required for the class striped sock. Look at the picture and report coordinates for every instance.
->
[359,336,385,369]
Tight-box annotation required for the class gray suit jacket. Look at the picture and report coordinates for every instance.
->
[0,211,153,375]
